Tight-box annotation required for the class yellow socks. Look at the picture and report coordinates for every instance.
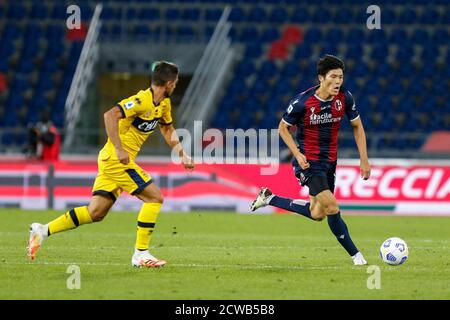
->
[135,203,162,250]
[48,206,93,235]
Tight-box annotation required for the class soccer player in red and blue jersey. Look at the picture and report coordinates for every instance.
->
[251,55,371,265]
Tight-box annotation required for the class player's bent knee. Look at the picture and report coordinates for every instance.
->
[311,208,326,221]
[324,204,340,215]
[89,208,108,222]
[87,204,109,222]
[142,193,164,204]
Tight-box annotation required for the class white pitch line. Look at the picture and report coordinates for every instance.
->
[2,261,345,270]
[3,261,448,272]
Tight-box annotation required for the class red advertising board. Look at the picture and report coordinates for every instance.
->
[0,160,449,214]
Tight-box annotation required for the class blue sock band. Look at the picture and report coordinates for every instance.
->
[269,196,313,220]
[327,212,359,256]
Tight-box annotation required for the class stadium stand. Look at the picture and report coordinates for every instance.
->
[0,0,448,154]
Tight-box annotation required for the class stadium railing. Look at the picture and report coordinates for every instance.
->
[63,4,103,149]
[178,6,234,132]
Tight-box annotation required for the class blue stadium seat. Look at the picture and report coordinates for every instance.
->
[24,23,43,40]
[258,61,278,81]
[332,7,354,24]
[0,59,9,72]
[346,28,365,43]
[389,28,408,43]
[1,133,14,145]
[46,24,64,40]
[247,7,267,23]
[367,29,387,44]
[398,9,417,24]
[139,7,160,21]
[7,3,26,20]
[269,7,287,23]
[238,26,260,43]
[432,29,449,45]
[370,44,389,62]
[381,8,396,24]
[235,61,255,78]
[419,9,439,25]
[290,7,310,23]
[243,42,262,59]
[345,44,363,60]
[385,77,403,95]
[2,24,22,40]
[182,8,200,21]
[294,43,312,59]
[17,59,34,74]
[395,45,414,62]
[260,27,280,42]
[51,4,68,20]
[303,27,322,43]
[325,29,344,43]
[101,6,119,20]
[312,8,331,23]
[229,7,246,23]
[126,8,138,20]
[29,4,49,20]
[176,26,195,39]
[319,43,339,56]
[133,24,150,36]
[205,8,222,22]
[410,29,430,44]
[351,62,369,78]
[280,61,301,78]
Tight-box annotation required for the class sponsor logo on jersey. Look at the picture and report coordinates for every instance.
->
[309,106,342,125]
[132,117,159,133]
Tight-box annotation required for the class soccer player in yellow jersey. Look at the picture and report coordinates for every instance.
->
[27,61,194,268]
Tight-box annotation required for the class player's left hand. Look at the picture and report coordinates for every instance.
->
[182,155,195,171]
[360,160,371,180]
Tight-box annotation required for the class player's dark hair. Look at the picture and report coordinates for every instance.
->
[151,61,179,86]
[317,55,345,76]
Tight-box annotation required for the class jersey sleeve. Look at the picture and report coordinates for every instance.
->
[282,96,304,126]
[159,99,173,125]
[116,91,149,118]
[344,90,360,122]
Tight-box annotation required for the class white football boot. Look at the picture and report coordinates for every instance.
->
[132,249,167,268]
[27,223,48,261]
[250,187,275,211]
[352,252,367,265]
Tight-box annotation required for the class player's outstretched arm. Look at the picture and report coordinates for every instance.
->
[104,106,129,164]
[278,120,309,169]
[350,117,370,180]
[159,124,194,171]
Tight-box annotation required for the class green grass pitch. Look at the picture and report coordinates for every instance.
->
[1,209,449,300]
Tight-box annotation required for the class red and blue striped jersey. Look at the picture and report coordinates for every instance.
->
[282,85,360,162]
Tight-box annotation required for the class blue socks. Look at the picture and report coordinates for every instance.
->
[327,212,359,256]
[269,196,314,220]
[268,196,359,257]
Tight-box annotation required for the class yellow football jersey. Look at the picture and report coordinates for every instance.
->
[99,88,173,162]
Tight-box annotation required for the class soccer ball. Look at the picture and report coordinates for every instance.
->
[380,237,409,266]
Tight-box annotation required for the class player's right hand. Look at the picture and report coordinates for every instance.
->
[182,155,195,171]
[296,153,310,170]
[116,148,130,165]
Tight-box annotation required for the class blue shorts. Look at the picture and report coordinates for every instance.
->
[292,159,337,196]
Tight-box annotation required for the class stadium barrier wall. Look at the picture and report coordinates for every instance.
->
[0,159,448,215]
